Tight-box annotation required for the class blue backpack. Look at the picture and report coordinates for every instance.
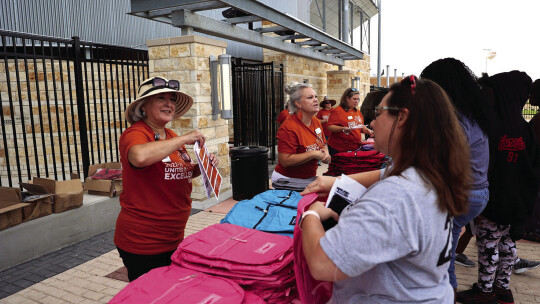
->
[220,189,302,237]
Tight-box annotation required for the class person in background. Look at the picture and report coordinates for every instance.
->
[457,71,540,304]
[115,76,218,282]
[326,88,373,155]
[316,96,336,140]
[300,76,470,303]
[271,82,330,182]
[524,79,540,244]
[420,58,490,294]
[454,79,540,276]
[277,105,291,128]
[360,90,388,131]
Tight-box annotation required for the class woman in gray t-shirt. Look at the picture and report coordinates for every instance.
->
[300,76,471,303]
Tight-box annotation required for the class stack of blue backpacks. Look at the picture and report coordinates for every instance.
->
[220,189,302,237]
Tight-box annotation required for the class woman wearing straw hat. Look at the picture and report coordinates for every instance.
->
[115,76,218,282]
[317,97,336,140]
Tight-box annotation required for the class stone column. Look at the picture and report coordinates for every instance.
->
[326,70,356,103]
[146,35,231,201]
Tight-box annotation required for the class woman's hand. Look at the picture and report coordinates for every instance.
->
[301,176,338,197]
[180,130,206,147]
[342,127,351,135]
[312,150,327,161]
[362,126,373,136]
[308,201,339,222]
[321,151,331,164]
[209,153,219,167]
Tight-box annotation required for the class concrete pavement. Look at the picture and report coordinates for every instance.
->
[1,162,539,303]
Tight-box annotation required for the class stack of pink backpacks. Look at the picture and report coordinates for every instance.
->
[293,193,333,304]
[108,264,266,303]
[172,223,297,304]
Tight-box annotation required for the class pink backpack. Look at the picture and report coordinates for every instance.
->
[171,223,297,304]
[293,193,333,304]
[108,265,244,304]
[172,223,294,276]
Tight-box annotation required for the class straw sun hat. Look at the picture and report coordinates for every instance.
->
[319,96,336,107]
[125,76,193,125]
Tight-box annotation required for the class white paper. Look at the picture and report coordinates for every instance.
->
[325,174,367,207]
[193,141,222,202]
[348,124,365,130]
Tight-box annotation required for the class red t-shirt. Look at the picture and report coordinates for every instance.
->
[275,113,327,179]
[277,109,291,124]
[115,121,195,255]
[316,108,333,137]
[327,106,365,152]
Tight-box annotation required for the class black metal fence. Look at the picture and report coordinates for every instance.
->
[523,101,539,120]
[232,62,284,161]
[0,30,148,187]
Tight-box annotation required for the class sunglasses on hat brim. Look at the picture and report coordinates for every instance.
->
[139,77,180,98]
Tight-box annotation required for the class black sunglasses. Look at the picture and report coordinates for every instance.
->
[139,77,180,98]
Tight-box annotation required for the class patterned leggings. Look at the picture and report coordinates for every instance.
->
[475,216,517,292]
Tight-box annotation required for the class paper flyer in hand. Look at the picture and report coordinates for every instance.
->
[348,124,365,130]
[325,174,367,214]
[193,141,222,201]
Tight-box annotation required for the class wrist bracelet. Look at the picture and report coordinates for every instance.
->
[299,210,321,230]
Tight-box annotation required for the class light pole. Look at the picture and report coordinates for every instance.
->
[483,49,496,73]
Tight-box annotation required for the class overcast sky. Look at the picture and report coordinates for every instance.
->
[369,0,540,81]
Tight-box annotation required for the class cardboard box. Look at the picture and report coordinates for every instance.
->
[84,162,123,197]
[0,185,53,224]
[31,177,84,213]
[0,188,27,231]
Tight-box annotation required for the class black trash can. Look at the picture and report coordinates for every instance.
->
[230,146,269,201]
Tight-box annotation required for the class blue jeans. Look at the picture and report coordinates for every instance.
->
[448,187,489,289]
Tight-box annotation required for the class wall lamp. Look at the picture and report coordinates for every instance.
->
[351,76,360,90]
[210,54,233,120]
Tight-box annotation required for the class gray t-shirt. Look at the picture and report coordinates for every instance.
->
[320,167,453,304]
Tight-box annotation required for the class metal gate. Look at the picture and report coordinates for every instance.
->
[231,62,284,161]
[0,30,148,187]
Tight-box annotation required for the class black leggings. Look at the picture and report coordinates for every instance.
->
[116,247,175,282]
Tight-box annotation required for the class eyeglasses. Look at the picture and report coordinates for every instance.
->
[374,106,402,118]
[350,88,359,92]
[139,77,180,98]
[409,75,416,95]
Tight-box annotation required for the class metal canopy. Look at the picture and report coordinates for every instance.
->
[130,0,377,66]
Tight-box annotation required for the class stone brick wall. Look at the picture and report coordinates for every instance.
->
[263,50,371,108]
[264,49,336,98]
[146,36,231,201]
[0,59,143,185]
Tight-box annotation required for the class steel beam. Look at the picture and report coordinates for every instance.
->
[224,15,263,24]
[131,0,223,13]
[254,26,289,33]
[295,40,322,46]
[279,34,307,40]
[312,45,333,51]
[218,0,364,59]
[321,49,343,54]
[171,9,345,65]
[130,0,367,62]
